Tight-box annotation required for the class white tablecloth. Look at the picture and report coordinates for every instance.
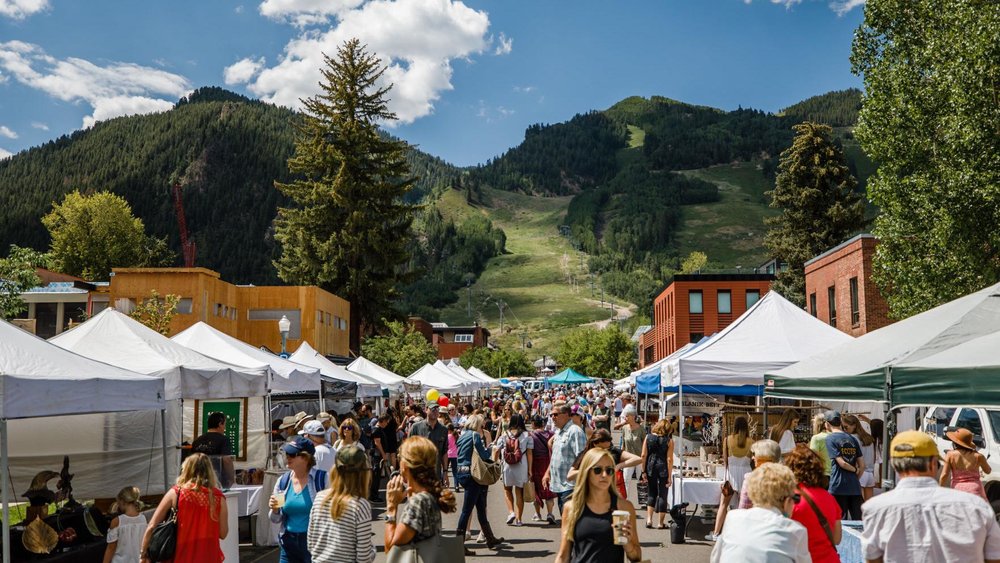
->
[668,477,724,505]
[230,484,263,517]
[837,521,864,563]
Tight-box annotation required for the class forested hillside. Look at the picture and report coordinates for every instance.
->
[0,87,460,284]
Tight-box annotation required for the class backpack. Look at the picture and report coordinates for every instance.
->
[503,434,523,465]
[278,468,327,495]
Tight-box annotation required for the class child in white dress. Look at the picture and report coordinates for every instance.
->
[104,486,147,563]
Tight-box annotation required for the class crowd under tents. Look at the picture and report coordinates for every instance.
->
[765,280,1000,407]
[407,362,473,393]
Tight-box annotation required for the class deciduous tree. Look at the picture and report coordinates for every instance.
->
[361,320,437,378]
[0,245,45,320]
[764,122,865,306]
[557,326,635,379]
[130,290,180,335]
[460,346,533,379]
[851,0,1000,318]
[274,39,418,353]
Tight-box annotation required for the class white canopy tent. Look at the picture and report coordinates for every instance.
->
[448,359,495,388]
[436,359,484,391]
[627,342,696,387]
[172,322,322,395]
[348,356,406,393]
[289,342,383,398]
[407,363,473,393]
[467,366,496,386]
[0,319,167,563]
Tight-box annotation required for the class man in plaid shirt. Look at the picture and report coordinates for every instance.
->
[543,403,587,513]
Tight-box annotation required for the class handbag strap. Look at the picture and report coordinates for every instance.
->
[797,486,835,549]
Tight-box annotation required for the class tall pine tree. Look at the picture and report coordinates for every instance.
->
[764,122,866,306]
[274,39,418,353]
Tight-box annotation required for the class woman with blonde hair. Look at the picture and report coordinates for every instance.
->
[140,453,227,563]
[307,445,375,563]
[708,416,752,541]
[555,448,642,563]
[639,418,674,529]
[384,436,458,551]
[334,418,365,451]
[842,414,877,500]
[808,413,831,488]
[711,463,811,562]
[104,486,145,563]
[769,409,800,456]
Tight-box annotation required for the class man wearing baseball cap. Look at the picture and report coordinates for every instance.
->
[300,420,334,473]
[861,430,1000,563]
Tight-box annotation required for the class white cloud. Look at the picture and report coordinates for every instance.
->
[243,0,492,124]
[0,147,12,159]
[770,0,802,8]
[0,125,16,139]
[474,100,514,123]
[30,121,47,130]
[513,85,535,93]
[0,0,48,20]
[235,4,245,14]
[223,56,265,85]
[0,41,190,128]
[494,32,512,55]
[830,0,864,15]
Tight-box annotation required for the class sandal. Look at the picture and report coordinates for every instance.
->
[657,524,668,529]
[645,522,653,529]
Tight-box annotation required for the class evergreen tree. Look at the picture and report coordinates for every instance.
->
[274,39,418,352]
[764,122,865,306]
[852,0,1000,318]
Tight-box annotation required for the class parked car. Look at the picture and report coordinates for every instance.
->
[922,406,1000,479]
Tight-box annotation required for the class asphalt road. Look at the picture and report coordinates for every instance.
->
[242,474,716,563]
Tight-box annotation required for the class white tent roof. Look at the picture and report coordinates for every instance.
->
[50,309,267,400]
[347,356,406,392]
[628,342,696,385]
[467,366,495,384]
[449,360,495,386]
[289,342,383,397]
[669,291,853,387]
[172,322,322,394]
[436,359,483,390]
[407,363,472,393]
[0,319,166,419]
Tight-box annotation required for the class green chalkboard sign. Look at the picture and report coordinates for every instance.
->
[196,399,247,461]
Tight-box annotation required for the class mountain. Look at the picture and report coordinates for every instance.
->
[0,87,461,284]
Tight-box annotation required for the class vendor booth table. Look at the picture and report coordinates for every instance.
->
[667,478,725,506]
[837,521,864,563]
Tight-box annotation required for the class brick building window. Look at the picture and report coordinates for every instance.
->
[718,290,732,314]
[689,291,703,314]
[690,332,704,343]
[454,333,473,343]
[850,277,860,326]
[746,290,760,308]
[809,293,817,317]
[828,286,837,327]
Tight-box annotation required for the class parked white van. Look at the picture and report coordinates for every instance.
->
[523,378,544,393]
[922,406,1000,478]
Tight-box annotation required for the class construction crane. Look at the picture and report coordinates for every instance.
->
[172,183,196,267]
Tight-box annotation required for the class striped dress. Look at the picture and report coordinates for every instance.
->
[307,491,375,563]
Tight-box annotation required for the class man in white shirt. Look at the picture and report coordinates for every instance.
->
[861,430,1000,563]
[300,420,334,473]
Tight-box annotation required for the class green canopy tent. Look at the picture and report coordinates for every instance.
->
[547,368,594,385]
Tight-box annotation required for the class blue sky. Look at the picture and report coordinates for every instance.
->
[0,0,865,166]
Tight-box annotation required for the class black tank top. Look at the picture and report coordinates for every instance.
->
[571,496,624,563]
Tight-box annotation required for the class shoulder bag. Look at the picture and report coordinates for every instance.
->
[797,486,836,549]
[146,486,179,562]
[386,532,466,563]
[471,441,502,486]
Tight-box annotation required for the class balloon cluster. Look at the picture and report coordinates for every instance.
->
[425,389,450,408]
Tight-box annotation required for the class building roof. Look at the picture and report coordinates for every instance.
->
[432,325,485,333]
[111,267,221,278]
[804,233,877,267]
[631,325,652,342]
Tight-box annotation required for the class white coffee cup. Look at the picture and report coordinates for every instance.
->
[612,510,630,545]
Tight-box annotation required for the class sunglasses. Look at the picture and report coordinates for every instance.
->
[591,466,615,476]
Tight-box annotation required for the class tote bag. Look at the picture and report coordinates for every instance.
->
[471,446,501,486]
[386,533,466,563]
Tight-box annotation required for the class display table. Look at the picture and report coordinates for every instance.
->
[222,491,240,563]
[254,470,283,547]
[668,477,724,506]
[230,484,263,518]
[837,521,864,563]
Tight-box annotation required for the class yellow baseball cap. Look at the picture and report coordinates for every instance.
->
[890,430,941,458]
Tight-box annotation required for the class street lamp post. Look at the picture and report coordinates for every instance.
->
[278,315,291,355]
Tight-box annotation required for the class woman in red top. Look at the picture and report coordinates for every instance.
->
[141,453,229,563]
[783,445,842,563]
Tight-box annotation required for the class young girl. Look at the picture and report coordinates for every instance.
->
[446,423,461,492]
[104,486,146,563]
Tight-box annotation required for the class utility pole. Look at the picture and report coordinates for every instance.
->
[601,288,605,307]
[496,300,505,337]
[610,299,615,321]
[467,280,472,319]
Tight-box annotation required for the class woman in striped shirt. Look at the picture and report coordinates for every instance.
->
[307,445,376,563]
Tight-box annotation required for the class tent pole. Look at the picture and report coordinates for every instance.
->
[160,409,169,493]
[883,366,894,490]
[2,418,10,563]
[677,379,684,505]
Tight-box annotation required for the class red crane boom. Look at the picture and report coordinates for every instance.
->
[172,183,196,267]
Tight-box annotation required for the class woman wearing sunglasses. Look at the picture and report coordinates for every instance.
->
[334,419,365,452]
[710,462,811,563]
[555,448,642,563]
[268,437,328,563]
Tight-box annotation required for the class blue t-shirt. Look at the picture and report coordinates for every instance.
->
[282,484,312,533]
[826,431,862,496]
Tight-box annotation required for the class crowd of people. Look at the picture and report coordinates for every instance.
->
[100,389,1000,563]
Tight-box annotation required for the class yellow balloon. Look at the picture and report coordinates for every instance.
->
[426,389,440,403]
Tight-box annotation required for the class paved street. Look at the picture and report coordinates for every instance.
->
[242,475,715,562]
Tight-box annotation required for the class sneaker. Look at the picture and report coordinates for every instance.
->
[531,514,542,522]
[486,536,506,549]
[476,532,486,543]
[513,520,523,527]
[506,512,516,525]
[465,530,472,540]
[705,533,719,542]
[546,513,557,525]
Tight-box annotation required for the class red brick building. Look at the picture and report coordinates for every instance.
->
[407,317,490,360]
[804,234,893,337]
[641,274,774,367]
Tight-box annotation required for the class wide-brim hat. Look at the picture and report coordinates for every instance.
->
[946,427,977,451]
[279,411,314,430]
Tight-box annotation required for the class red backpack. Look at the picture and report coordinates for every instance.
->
[503,434,523,465]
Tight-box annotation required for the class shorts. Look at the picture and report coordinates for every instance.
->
[859,469,875,488]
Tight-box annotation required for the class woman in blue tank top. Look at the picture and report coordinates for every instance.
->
[555,448,643,563]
